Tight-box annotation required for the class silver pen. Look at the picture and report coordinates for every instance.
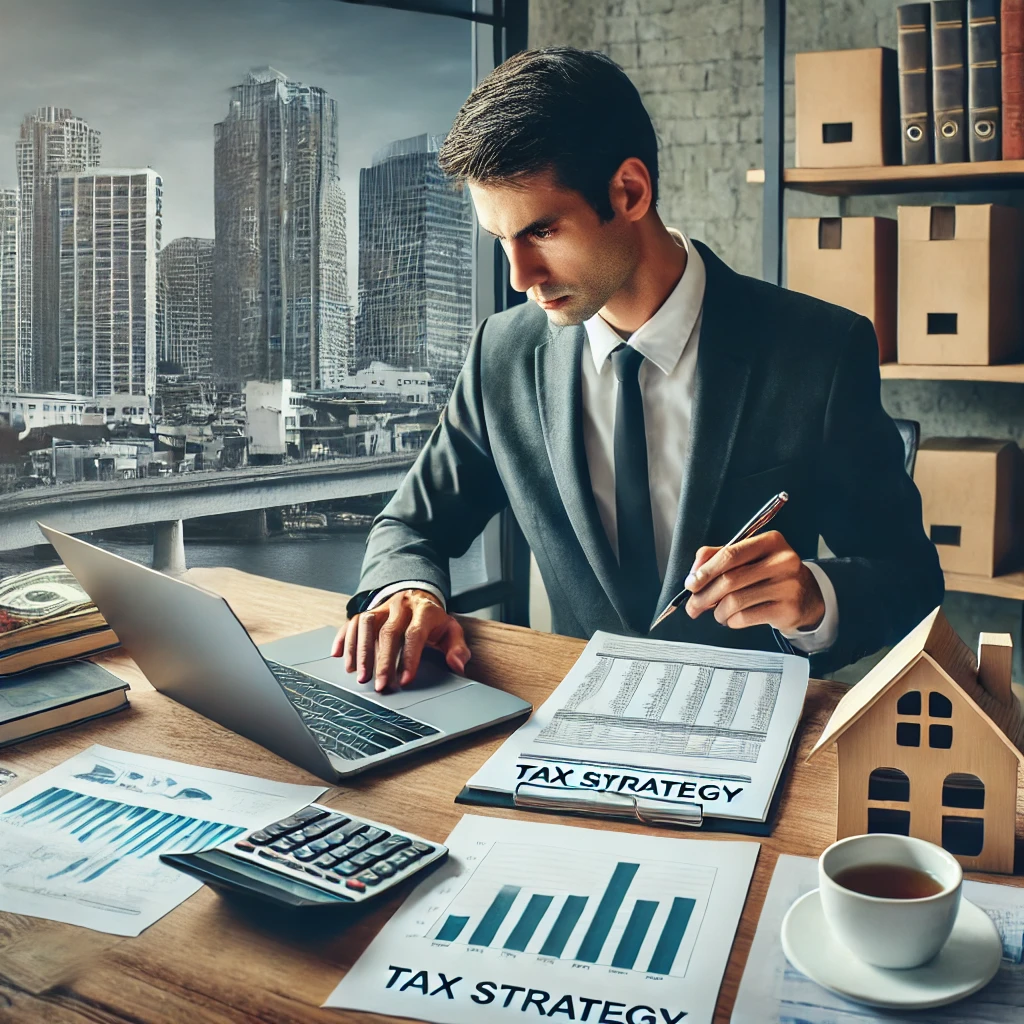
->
[649,490,790,632]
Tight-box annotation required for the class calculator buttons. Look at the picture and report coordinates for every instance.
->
[224,804,443,902]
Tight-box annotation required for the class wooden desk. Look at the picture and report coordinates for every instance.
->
[0,568,1020,1023]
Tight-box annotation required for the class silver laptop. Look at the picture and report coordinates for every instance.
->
[39,524,531,782]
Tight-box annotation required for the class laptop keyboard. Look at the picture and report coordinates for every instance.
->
[266,660,440,761]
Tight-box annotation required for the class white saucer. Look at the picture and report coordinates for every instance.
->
[780,889,1003,1010]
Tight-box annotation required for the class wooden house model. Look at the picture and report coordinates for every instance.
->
[807,607,1024,874]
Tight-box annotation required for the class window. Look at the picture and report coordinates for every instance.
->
[895,687,954,749]
[868,807,911,836]
[942,816,984,856]
[868,767,910,802]
[942,773,984,809]
[896,691,921,715]
[896,722,920,747]
[2,0,527,622]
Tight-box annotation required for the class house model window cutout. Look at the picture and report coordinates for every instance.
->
[807,607,1024,874]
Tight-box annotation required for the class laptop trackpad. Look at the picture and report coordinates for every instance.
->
[259,627,472,709]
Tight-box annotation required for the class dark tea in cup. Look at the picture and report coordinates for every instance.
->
[832,863,945,900]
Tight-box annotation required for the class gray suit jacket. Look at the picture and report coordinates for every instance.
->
[350,241,944,676]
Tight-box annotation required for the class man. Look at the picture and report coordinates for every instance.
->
[333,47,943,693]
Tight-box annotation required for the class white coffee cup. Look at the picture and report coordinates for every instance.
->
[818,833,963,969]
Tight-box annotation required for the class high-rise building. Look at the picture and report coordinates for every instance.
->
[157,237,214,378]
[355,134,474,386]
[16,108,101,391]
[213,67,350,392]
[57,168,161,398]
[0,189,19,394]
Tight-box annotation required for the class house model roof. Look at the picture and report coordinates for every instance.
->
[807,607,1024,764]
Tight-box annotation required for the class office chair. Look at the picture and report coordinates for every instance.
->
[893,418,921,477]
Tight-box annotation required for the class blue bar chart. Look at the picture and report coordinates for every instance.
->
[430,844,711,977]
[2,786,243,884]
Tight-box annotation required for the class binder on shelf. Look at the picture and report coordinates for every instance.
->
[932,0,970,161]
[968,0,1003,159]
[1004,0,1024,158]
[899,3,936,163]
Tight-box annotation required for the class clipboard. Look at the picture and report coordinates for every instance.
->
[455,737,798,837]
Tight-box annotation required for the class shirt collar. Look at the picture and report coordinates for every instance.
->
[583,228,706,376]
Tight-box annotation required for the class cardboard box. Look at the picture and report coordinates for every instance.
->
[898,205,1022,365]
[913,438,1018,577]
[795,48,900,167]
[787,216,896,363]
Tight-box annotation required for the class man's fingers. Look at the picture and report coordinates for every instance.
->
[687,531,781,591]
[341,615,359,670]
[355,611,383,684]
[713,578,796,628]
[688,545,721,579]
[331,622,348,659]
[686,552,783,618]
[398,616,430,686]
[375,601,412,692]
[438,618,471,674]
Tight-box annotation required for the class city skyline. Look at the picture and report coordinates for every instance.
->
[0,0,470,300]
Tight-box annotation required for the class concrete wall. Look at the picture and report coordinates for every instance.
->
[527,0,1024,679]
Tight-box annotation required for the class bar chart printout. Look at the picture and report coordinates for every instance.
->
[0,744,323,936]
[431,853,701,976]
[326,816,760,1024]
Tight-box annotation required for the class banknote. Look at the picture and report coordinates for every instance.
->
[0,566,92,631]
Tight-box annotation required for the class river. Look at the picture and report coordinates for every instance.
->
[0,530,489,599]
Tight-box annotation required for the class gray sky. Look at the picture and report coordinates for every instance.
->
[0,0,472,298]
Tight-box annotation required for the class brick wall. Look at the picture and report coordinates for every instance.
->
[527,0,1024,678]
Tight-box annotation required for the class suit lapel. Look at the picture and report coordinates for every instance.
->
[654,242,754,625]
[535,324,633,625]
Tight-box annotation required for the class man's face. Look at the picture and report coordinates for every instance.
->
[468,170,638,326]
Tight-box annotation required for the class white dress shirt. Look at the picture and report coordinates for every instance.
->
[372,229,839,655]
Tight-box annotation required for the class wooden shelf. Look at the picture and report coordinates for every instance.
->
[746,160,1024,196]
[944,569,1024,601]
[879,363,1024,383]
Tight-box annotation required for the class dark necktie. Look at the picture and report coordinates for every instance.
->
[611,343,660,631]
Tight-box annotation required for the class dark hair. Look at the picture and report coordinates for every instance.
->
[438,47,658,221]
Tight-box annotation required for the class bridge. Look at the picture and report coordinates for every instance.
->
[0,454,418,569]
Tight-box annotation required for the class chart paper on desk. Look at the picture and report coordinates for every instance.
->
[467,630,809,822]
[732,854,1024,1024]
[326,813,758,1024]
[0,744,324,936]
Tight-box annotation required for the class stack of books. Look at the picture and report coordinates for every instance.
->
[0,565,118,676]
[897,0,1024,163]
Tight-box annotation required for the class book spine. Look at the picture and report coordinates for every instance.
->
[968,0,1002,159]
[899,3,936,163]
[1004,0,1024,157]
[932,0,969,161]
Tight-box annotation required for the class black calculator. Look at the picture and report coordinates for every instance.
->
[161,803,447,908]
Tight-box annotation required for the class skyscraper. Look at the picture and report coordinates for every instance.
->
[157,237,214,378]
[16,108,101,391]
[355,134,474,386]
[57,169,161,397]
[213,67,350,392]
[0,189,19,394]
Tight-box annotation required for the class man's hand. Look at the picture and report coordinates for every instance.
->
[331,589,471,693]
[683,530,825,634]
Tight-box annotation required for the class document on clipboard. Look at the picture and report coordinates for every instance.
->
[461,631,809,829]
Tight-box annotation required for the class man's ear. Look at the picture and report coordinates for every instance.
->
[608,157,653,223]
